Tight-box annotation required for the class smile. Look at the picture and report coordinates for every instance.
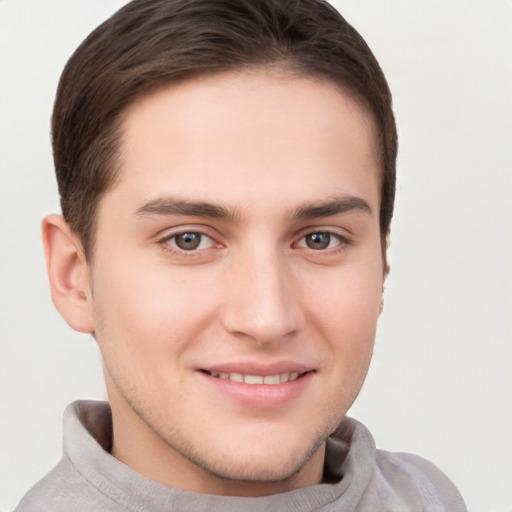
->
[199,367,314,408]
[205,371,303,385]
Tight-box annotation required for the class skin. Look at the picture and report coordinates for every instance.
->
[43,69,385,497]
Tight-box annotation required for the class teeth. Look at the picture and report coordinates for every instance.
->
[263,374,280,385]
[244,375,263,384]
[208,371,303,385]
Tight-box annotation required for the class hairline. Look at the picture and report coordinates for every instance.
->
[79,65,386,264]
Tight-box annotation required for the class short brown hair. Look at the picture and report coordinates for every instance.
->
[52,0,397,260]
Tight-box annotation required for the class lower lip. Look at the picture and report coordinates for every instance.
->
[198,371,314,409]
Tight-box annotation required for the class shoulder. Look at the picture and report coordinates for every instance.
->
[14,456,125,512]
[326,417,467,511]
[370,450,468,511]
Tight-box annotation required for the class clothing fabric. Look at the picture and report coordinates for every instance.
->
[16,400,467,511]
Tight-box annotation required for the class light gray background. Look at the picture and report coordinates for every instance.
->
[0,1,511,511]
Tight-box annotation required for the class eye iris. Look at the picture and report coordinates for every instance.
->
[175,233,201,250]
[306,232,330,250]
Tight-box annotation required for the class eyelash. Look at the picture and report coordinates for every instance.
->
[157,230,218,257]
[295,231,349,252]
[157,229,350,256]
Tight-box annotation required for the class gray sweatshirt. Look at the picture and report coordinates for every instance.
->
[15,401,467,511]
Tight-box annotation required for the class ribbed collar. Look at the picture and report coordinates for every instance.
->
[63,400,377,512]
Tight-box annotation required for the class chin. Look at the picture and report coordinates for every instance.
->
[208,456,303,483]
[182,427,328,487]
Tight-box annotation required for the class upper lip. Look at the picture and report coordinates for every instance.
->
[199,361,314,376]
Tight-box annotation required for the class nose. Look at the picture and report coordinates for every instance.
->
[220,245,303,345]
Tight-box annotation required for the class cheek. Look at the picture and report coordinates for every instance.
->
[90,259,217,360]
[310,257,382,322]
[306,258,382,364]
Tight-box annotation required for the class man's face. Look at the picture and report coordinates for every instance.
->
[87,70,384,494]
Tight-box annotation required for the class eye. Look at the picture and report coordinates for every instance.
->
[297,232,343,250]
[166,232,216,251]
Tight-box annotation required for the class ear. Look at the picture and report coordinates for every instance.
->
[380,255,389,316]
[42,214,94,333]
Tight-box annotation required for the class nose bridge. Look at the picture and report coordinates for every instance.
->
[221,241,301,344]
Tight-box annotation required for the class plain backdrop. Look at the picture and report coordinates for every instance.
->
[0,1,511,511]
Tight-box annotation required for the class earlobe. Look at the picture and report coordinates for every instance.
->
[379,254,389,315]
[42,214,95,333]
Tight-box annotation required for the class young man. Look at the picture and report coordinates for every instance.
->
[16,0,467,510]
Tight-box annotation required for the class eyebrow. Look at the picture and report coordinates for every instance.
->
[135,194,372,222]
[293,195,373,219]
[136,197,239,221]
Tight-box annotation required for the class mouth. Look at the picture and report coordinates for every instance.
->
[198,365,315,408]
[200,370,307,385]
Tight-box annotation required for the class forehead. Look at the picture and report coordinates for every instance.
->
[108,70,380,215]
